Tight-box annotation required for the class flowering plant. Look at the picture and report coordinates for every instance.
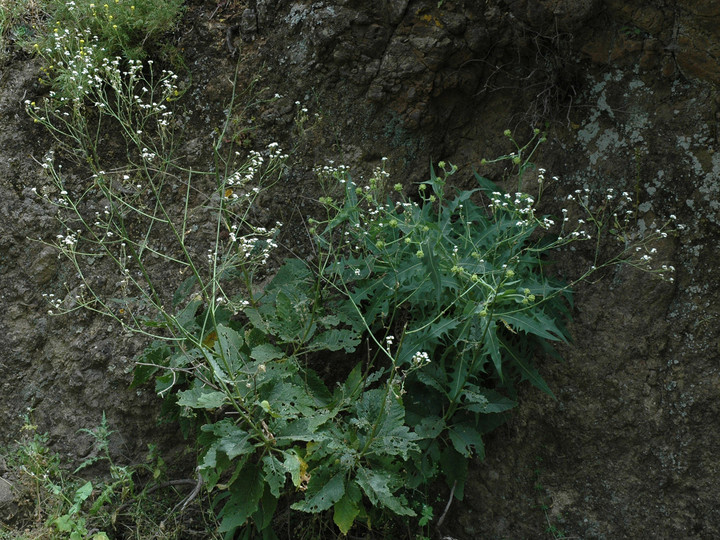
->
[26,9,679,533]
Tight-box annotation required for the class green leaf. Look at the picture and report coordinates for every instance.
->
[253,485,279,532]
[282,450,307,488]
[439,446,467,500]
[200,420,255,465]
[341,363,363,397]
[54,515,76,532]
[333,494,359,534]
[307,329,361,353]
[473,170,502,194]
[74,481,93,502]
[422,238,442,306]
[262,454,287,498]
[174,298,201,330]
[447,423,485,459]
[292,472,345,513]
[484,321,504,381]
[173,275,197,307]
[215,324,245,364]
[462,387,517,414]
[250,343,285,362]
[502,340,556,398]
[501,310,569,342]
[355,467,415,516]
[131,342,169,388]
[218,463,264,533]
[414,415,445,439]
[244,307,269,333]
[425,317,460,342]
[415,363,448,395]
[177,386,226,409]
[266,258,311,290]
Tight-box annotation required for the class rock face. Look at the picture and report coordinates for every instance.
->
[2,0,720,537]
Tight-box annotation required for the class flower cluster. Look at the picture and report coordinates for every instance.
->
[42,293,63,314]
[410,350,431,367]
[56,229,79,248]
[223,145,288,204]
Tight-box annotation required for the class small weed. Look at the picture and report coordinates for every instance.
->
[533,456,567,539]
[2,413,209,539]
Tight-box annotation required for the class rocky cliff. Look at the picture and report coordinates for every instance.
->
[1,0,719,537]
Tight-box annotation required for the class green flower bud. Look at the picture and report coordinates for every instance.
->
[394,183,403,192]
[504,129,512,137]
[416,250,424,258]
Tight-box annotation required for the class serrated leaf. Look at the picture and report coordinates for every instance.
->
[447,423,485,459]
[254,485,279,532]
[174,299,201,330]
[218,463,264,533]
[200,420,254,464]
[244,307,268,332]
[355,467,415,516]
[484,321,504,381]
[75,481,93,502]
[425,317,460,342]
[292,473,345,513]
[439,446,467,501]
[333,494,359,534]
[262,454,287,498]
[131,342,169,388]
[283,451,307,488]
[422,238,442,306]
[414,415,445,439]
[177,386,227,409]
[502,340,555,398]
[215,324,244,361]
[250,343,285,362]
[501,310,568,342]
[415,363,448,394]
[307,329,361,353]
[266,258,311,290]
[342,363,363,396]
[173,275,197,307]
[462,387,516,414]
